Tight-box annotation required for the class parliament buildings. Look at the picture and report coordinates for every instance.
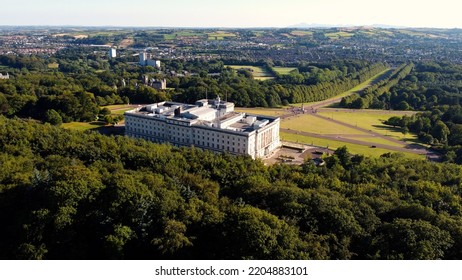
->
[124,98,280,159]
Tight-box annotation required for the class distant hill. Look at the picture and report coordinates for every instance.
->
[288,22,408,29]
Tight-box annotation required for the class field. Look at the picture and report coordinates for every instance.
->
[226,65,275,80]
[62,105,137,131]
[235,105,424,159]
[164,31,204,40]
[290,30,313,37]
[207,31,236,40]
[119,37,134,48]
[317,110,417,141]
[325,31,355,39]
[273,67,297,75]
[281,114,369,135]
[47,63,59,69]
[280,132,424,159]
[62,121,106,131]
[103,104,138,115]
[235,107,286,117]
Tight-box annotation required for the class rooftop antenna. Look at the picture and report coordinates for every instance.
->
[205,88,208,100]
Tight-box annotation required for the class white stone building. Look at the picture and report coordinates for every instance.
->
[124,98,280,159]
[0,73,9,80]
[108,48,117,58]
[139,52,161,68]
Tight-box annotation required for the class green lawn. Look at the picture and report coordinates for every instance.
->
[340,136,406,148]
[47,63,59,69]
[325,31,355,39]
[281,114,369,135]
[273,67,297,75]
[207,31,236,40]
[318,110,417,141]
[235,107,286,117]
[227,65,275,80]
[281,132,424,159]
[62,121,106,131]
[103,104,137,115]
[63,105,136,131]
[290,30,313,37]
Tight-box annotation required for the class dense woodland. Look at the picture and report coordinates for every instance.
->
[338,61,462,163]
[1,117,462,259]
[0,52,385,122]
[3,28,462,260]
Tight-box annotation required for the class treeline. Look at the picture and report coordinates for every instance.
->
[341,62,462,110]
[385,105,462,163]
[2,117,462,259]
[283,62,388,103]
[172,62,388,106]
[340,63,414,109]
[1,53,387,122]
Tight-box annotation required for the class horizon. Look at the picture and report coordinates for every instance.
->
[1,0,462,29]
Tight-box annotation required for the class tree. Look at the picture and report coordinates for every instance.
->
[373,219,453,259]
[431,121,450,144]
[44,109,62,126]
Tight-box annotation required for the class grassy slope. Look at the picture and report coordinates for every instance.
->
[281,132,424,159]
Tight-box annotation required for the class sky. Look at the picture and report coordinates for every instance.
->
[1,0,462,28]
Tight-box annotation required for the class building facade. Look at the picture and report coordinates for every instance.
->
[139,52,161,68]
[124,99,280,159]
[109,48,117,58]
[0,73,9,79]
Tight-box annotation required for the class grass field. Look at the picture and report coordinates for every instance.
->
[47,63,59,69]
[290,30,313,37]
[227,65,275,80]
[318,110,417,141]
[281,114,369,135]
[281,132,424,159]
[340,136,406,148]
[235,107,286,117]
[119,37,134,48]
[62,105,136,131]
[164,31,205,40]
[207,31,236,40]
[325,31,355,39]
[273,67,297,75]
[62,121,106,131]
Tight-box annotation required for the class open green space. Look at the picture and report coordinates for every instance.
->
[63,105,135,131]
[273,67,297,75]
[325,31,355,39]
[318,110,417,141]
[164,30,205,40]
[103,104,137,115]
[47,63,59,69]
[290,30,313,37]
[207,31,236,40]
[281,114,369,135]
[235,107,285,117]
[340,136,406,148]
[62,121,106,131]
[281,131,424,159]
[226,65,275,80]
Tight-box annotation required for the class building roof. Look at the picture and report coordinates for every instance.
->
[125,99,279,134]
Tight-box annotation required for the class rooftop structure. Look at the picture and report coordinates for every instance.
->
[108,48,117,58]
[124,98,280,159]
[0,73,9,79]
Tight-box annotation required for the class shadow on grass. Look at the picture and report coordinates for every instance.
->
[372,124,404,134]
[89,121,106,126]
[90,125,124,136]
